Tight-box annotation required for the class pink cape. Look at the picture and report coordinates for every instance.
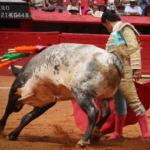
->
[71,81,150,135]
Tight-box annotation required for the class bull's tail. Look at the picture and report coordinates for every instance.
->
[112,55,125,78]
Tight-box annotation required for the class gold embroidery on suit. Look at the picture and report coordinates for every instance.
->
[107,23,145,116]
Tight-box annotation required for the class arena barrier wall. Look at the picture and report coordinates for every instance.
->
[0,31,59,76]
[60,33,150,75]
[0,32,150,76]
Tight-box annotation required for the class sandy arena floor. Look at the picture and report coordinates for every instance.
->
[0,76,150,150]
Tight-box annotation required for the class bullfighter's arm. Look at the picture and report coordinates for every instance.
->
[122,26,141,70]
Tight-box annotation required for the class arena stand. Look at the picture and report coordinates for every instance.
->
[63,0,107,6]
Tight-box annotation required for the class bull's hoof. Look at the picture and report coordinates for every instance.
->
[0,126,4,133]
[0,121,4,132]
[91,126,101,142]
[76,139,90,148]
[0,127,4,137]
[6,134,18,141]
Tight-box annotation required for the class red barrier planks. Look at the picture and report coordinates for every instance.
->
[0,31,59,76]
[0,32,150,76]
[60,33,150,74]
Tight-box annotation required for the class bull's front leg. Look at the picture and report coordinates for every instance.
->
[6,102,56,140]
[71,88,99,148]
[0,93,23,132]
[91,99,111,141]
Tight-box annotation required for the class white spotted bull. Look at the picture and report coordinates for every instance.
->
[0,43,124,148]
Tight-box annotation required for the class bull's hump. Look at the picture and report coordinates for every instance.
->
[58,43,106,54]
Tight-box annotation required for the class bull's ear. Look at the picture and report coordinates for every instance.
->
[11,65,21,76]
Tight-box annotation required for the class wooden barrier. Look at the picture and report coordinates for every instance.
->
[0,31,59,76]
[0,32,150,76]
[60,33,150,75]
[139,36,150,74]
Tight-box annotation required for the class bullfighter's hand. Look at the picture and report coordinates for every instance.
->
[133,69,141,81]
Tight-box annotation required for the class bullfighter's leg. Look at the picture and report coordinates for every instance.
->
[6,102,56,140]
[119,74,150,139]
[0,90,23,132]
[109,89,127,139]
[71,88,99,148]
[110,59,149,140]
[91,99,111,141]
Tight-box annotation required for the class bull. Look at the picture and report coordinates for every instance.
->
[0,43,124,148]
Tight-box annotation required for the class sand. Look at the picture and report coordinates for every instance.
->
[0,76,150,150]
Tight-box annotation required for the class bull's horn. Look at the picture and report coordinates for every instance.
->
[18,93,34,101]
[8,65,22,71]
[9,65,23,77]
